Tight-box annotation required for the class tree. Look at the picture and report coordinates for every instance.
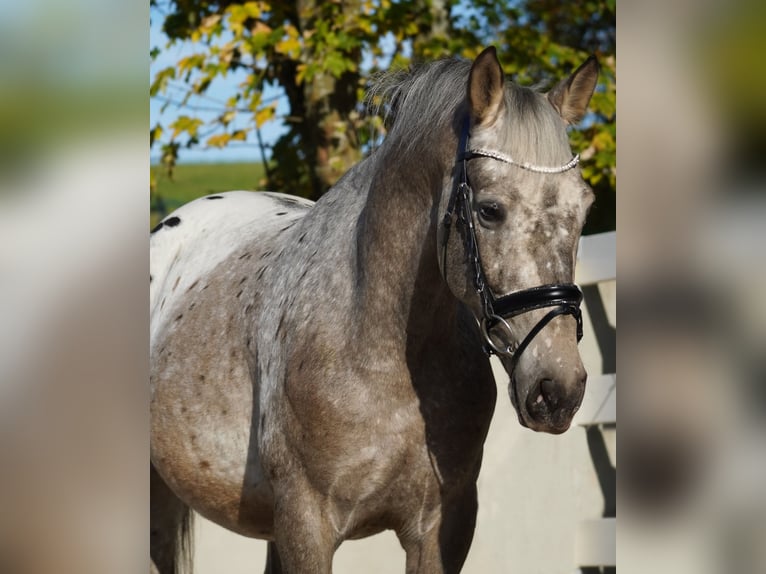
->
[150,0,615,231]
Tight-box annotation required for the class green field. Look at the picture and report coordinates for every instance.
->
[151,161,615,235]
[151,162,267,228]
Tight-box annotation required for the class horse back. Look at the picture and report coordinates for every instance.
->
[150,191,312,344]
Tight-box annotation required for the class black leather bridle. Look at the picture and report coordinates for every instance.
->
[440,119,584,368]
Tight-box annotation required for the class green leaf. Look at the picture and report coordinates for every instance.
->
[324,52,352,78]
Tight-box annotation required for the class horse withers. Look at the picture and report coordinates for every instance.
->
[150,46,599,573]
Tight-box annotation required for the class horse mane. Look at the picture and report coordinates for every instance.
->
[366,57,572,165]
[365,58,470,156]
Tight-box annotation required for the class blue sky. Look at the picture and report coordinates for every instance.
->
[149,6,405,165]
[149,7,290,164]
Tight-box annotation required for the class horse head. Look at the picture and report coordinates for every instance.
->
[439,47,599,434]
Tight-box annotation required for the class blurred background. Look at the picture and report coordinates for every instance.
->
[618,2,766,572]
[0,0,764,572]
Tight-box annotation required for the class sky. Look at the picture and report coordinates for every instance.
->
[149,5,403,165]
[149,6,290,164]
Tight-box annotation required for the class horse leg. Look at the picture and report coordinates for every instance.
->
[150,464,194,574]
[263,541,284,574]
[271,489,335,574]
[400,485,478,574]
[435,485,478,573]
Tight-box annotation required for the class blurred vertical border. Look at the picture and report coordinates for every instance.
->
[0,0,149,572]
[619,1,766,573]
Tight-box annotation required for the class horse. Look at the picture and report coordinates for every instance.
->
[150,46,600,574]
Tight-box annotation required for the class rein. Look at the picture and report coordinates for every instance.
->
[441,119,584,368]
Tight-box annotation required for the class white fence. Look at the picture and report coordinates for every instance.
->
[573,232,616,570]
[192,231,616,573]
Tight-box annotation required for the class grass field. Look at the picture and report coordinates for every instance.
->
[151,162,267,228]
[150,161,615,235]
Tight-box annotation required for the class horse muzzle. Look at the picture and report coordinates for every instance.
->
[507,358,587,434]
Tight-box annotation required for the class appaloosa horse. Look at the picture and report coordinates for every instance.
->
[150,47,599,573]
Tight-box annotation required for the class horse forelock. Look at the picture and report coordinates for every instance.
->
[499,84,574,167]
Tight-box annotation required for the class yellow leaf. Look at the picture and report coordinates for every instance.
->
[247,92,262,112]
[252,21,272,35]
[241,1,262,18]
[178,54,205,73]
[170,116,203,139]
[226,5,246,37]
[255,106,275,128]
[221,110,236,125]
[226,5,245,23]
[200,14,221,34]
[150,124,163,147]
[295,63,308,85]
[274,37,301,58]
[219,44,234,65]
[206,133,231,148]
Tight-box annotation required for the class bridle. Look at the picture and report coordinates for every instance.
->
[440,119,584,369]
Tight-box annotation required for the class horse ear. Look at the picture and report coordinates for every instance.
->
[468,46,505,127]
[547,56,600,125]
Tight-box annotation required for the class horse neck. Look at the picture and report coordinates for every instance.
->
[354,140,457,352]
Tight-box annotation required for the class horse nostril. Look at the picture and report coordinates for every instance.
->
[540,378,560,409]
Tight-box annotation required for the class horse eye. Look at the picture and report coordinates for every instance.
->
[478,201,505,224]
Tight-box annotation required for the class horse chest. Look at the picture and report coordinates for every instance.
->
[277,395,459,539]
[269,349,493,529]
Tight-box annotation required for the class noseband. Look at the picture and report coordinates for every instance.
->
[441,119,584,368]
